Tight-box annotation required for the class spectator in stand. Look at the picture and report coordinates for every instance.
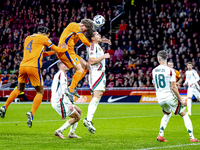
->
[179,43,187,54]
[114,80,121,87]
[82,80,90,88]
[119,20,127,32]
[44,75,52,87]
[114,47,123,60]
[113,6,119,17]
[107,46,114,56]
[10,79,17,88]
[1,72,9,84]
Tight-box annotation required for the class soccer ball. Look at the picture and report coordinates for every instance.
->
[93,15,105,28]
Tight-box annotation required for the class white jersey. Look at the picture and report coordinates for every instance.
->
[87,43,105,72]
[152,65,176,101]
[184,69,200,89]
[51,70,69,103]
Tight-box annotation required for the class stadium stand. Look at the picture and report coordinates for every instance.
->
[0,0,200,88]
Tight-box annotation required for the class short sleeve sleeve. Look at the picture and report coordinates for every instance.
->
[43,36,53,48]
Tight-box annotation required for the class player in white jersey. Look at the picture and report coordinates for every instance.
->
[82,29,110,134]
[51,61,82,139]
[183,62,200,115]
[152,50,199,143]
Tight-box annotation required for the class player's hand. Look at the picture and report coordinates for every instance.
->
[183,83,187,87]
[190,83,193,87]
[104,53,110,59]
[101,38,111,45]
[180,98,187,106]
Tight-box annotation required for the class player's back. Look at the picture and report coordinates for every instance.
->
[153,65,176,100]
[20,34,51,68]
[59,23,81,51]
[51,70,68,102]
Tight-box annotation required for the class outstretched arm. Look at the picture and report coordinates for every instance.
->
[77,33,91,47]
[43,51,55,57]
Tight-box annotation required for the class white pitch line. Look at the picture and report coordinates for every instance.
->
[0,115,162,124]
[136,143,200,150]
[1,113,200,124]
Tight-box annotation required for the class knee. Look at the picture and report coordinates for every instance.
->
[75,114,81,122]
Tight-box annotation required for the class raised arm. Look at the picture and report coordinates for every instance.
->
[43,51,55,57]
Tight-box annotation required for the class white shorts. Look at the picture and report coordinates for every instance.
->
[51,94,75,119]
[187,86,200,99]
[89,71,106,92]
[158,96,186,115]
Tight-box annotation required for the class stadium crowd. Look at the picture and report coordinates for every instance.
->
[0,0,200,88]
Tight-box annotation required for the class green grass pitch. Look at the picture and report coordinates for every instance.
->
[0,103,200,150]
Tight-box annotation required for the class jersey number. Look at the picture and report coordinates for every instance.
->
[155,74,166,88]
[26,40,33,53]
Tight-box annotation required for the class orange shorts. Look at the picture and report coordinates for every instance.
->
[57,51,81,69]
[18,66,43,87]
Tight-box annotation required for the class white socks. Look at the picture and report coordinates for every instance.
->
[58,120,71,132]
[182,113,194,139]
[70,122,78,133]
[159,113,172,137]
[87,97,99,121]
[187,98,192,115]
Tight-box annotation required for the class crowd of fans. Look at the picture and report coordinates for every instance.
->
[0,0,200,89]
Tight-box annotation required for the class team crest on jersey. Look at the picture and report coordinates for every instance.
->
[65,79,67,82]
[90,52,94,55]
[48,39,52,43]
[75,58,78,61]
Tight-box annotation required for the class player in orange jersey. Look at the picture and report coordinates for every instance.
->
[57,19,110,102]
[0,26,67,128]
[168,62,183,87]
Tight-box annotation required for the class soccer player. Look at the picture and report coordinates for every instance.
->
[51,61,81,139]
[82,29,110,134]
[183,62,200,115]
[0,26,67,128]
[152,50,199,142]
[58,19,110,102]
[167,62,182,87]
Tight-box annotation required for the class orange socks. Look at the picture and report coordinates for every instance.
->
[69,71,83,93]
[4,89,20,109]
[31,93,43,117]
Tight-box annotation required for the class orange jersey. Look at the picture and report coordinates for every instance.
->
[59,22,91,52]
[20,34,66,68]
[176,70,181,81]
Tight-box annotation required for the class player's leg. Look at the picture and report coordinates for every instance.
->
[83,91,103,134]
[55,104,81,139]
[179,110,199,142]
[79,57,90,79]
[26,85,44,128]
[86,90,103,122]
[187,89,192,115]
[157,101,171,142]
[68,106,82,138]
[0,67,27,118]
[0,82,25,118]
[25,67,44,127]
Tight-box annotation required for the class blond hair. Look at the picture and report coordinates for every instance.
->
[81,19,94,30]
